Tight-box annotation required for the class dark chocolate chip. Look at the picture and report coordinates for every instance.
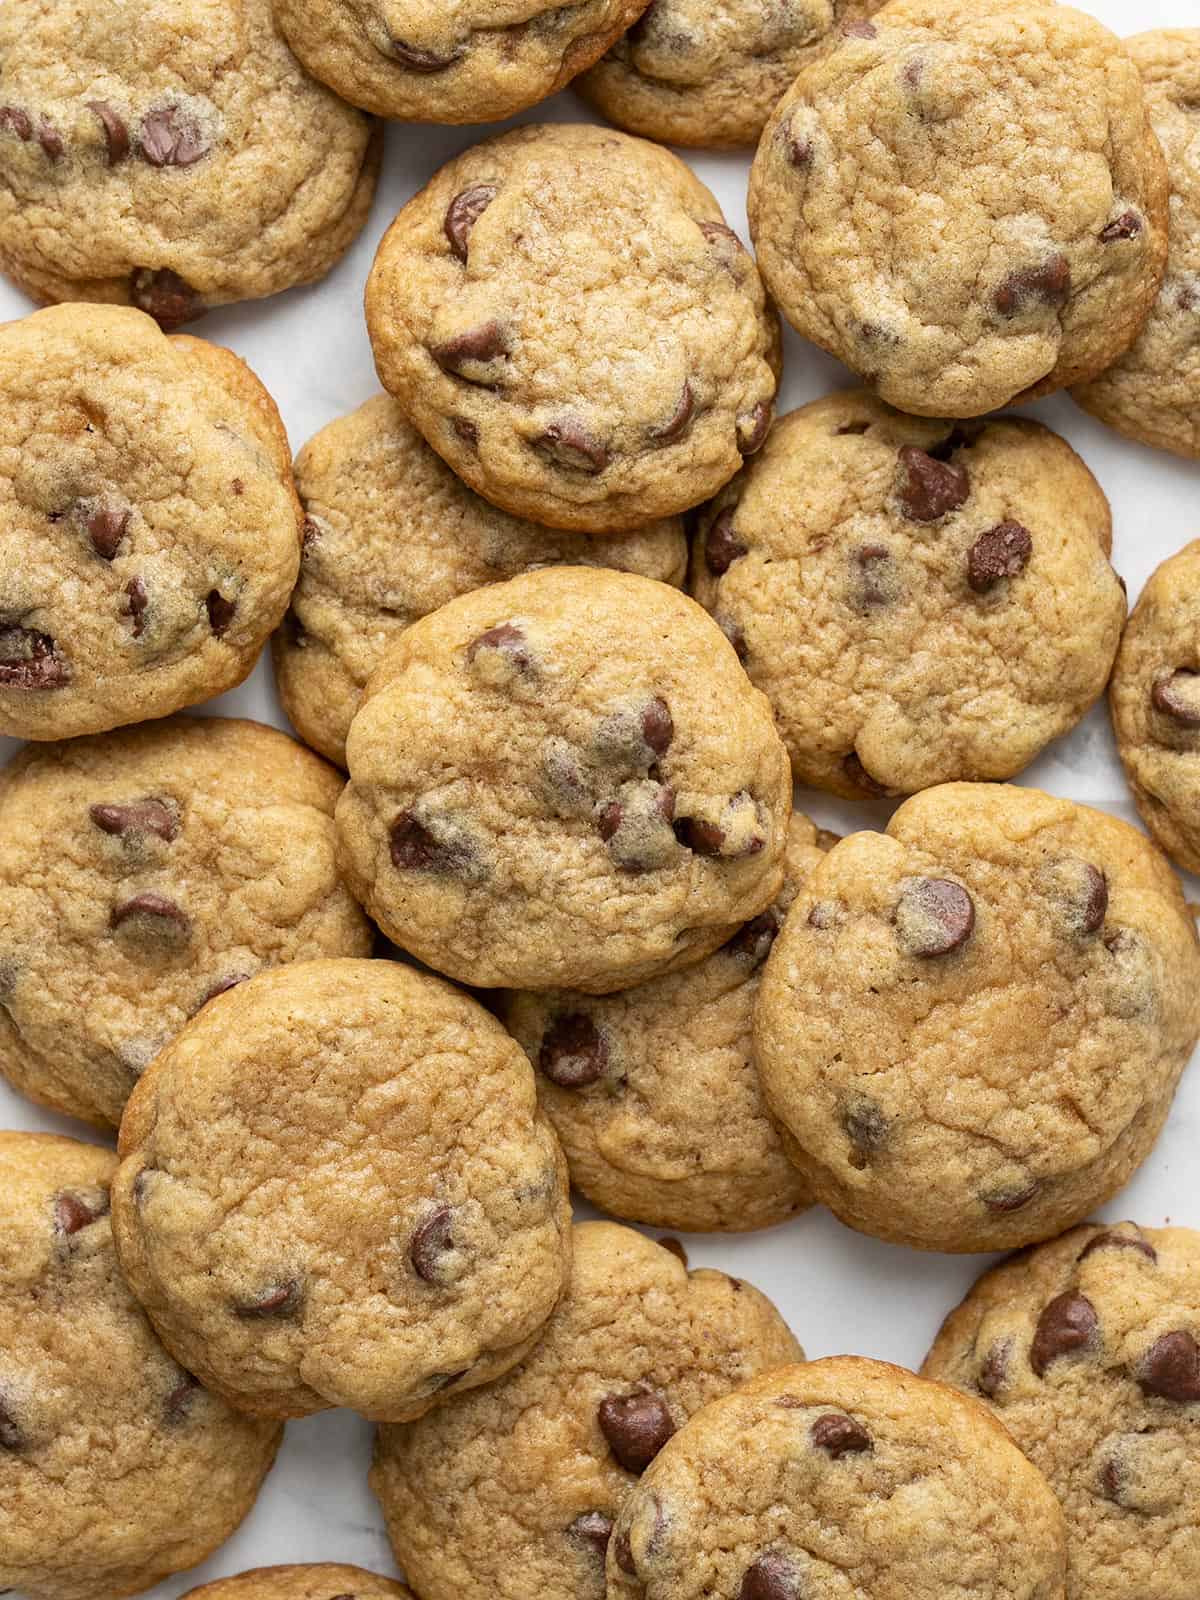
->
[724,909,779,968]
[967,521,1032,592]
[786,122,813,169]
[1138,1330,1200,1402]
[540,1013,608,1089]
[978,1339,1011,1398]
[597,801,624,842]
[994,255,1072,317]
[410,1207,455,1282]
[0,628,71,689]
[673,815,725,855]
[0,107,32,140]
[737,401,772,455]
[641,696,673,756]
[842,751,891,797]
[1099,211,1142,243]
[86,506,131,560]
[466,622,531,671]
[444,184,497,261]
[568,1511,613,1559]
[163,1372,201,1423]
[129,267,204,329]
[235,1279,301,1318]
[1030,1292,1098,1376]
[534,418,609,475]
[614,1528,637,1577]
[811,1412,872,1457]
[1151,669,1200,727]
[705,508,748,575]
[124,577,148,638]
[431,320,509,378]
[893,877,975,957]
[981,1180,1040,1213]
[389,812,472,875]
[54,1190,110,1235]
[87,101,130,164]
[389,38,464,70]
[897,445,970,522]
[841,1096,888,1161]
[1078,1228,1157,1265]
[597,1391,675,1472]
[856,543,893,607]
[739,1553,802,1600]
[90,798,178,842]
[110,893,190,936]
[649,381,695,444]
[38,120,63,161]
[193,972,251,1013]
[139,106,209,167]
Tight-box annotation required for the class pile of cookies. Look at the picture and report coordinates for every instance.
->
[2,2,1199,1599]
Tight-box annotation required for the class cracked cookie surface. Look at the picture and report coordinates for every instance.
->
[748,0,1169,417]
[578,0,885,149]
[607,1357,1067,1600]
[182,1564,413,1599]
[272,394,687,768]
[370,1221,801,1600]
[754,783,1200,1253]
[504,814,830,1232]
[0,304,303,739]
[0,0,379,323]
[1073,30,1200,459]
[924,1222,1200,1600]
[111,959,571,1422]
[689,391,1124,798]
[0,715,372,1130]
[335,566,793,993]
[274,0,651,122]
[0,1132,281,1600]
[365,122,780,533]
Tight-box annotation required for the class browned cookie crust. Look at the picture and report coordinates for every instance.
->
[181,1565,414,1599]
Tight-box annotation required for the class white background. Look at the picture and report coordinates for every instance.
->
[1,0,1197,1590]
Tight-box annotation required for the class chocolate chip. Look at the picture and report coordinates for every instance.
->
[0,107,32,140]
[193,972,251,1013]
[410,1207,455,1282]
[204,590,235,636]
[724,910,779,968]
[893,877,975,957]
[737,402,772,455]
[739,1553,802,1600]
[597,1391,675,1472]
[569,1511,613,1559]
[856,543,894,607]
[432,320,509,379]
[841,1095,888,1162]
[466,622,531,671]
[389,38,464,69]
[389,812,473,875]
[38,120,63,161]
[0,628,70,689]
[1138,1331,1200,1402]
[981,1179,1040,1213]
[705,508,748,575]
[90,798,179,842]
[87,101,130,164]
[1098,1453,1124,1504]
[642,697,673,756]
[811,1412,872,1457]
[451,416,479,448]
[444,184,497,261]
[597,801,623,842]
[1151,669,1200,726]
[967,521,1032,592]
[54,1190,110,1236]
[0,1394,23,1451]
[843,18,877,36]
[699,219,741,247]
[842,751,891,796]
[614,1528,637,1576]
[130,267,204,329]
[235,1279,302,1318]
[124,577,148,638]
[139,106,209,167]
[897,445,970,522]
[650,381,695,444]
[164,1372,201,1423]
[978,1339,1011,1398]
[994,255,1071,317]
[786,123,813,169]
[110,893,190,936]
[673,816,725,855]
[720,617,749,661]
[1030,1292,1098,1376]
[1100,211,1142,243]
[1078,1228,1157,1265]
[534,419,609,475]
[86,506,131,560]
[540,1013,608,1088]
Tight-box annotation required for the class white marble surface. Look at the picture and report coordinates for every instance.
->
[1,0,1198,1590]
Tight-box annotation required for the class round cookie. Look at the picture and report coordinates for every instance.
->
[273,394,688,768]
[607,1357,1068,1600]
[335,566,793,993]
[504,813,831,1232]
[1073,32,1200,458]
[754,783,1200,1254]
[689,392,1125,798]
[0,0,378,325]
[0,1132,282,1600]
[0,715,373,1130]
[1110,540,1200,874]
[370,1220,802,1600]
[273,0,650,123]
[924,1222,1200,1600]
[181,1566,413,1599]
[747,0,1170,417]
[0,304,303,740]
[111,958,572,1422]
[364,122,780,534]
[577,0,886,150]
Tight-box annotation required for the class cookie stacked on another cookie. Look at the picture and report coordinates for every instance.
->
[182,1567,413,1599]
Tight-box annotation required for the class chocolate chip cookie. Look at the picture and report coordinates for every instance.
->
[0,715,372,1130]
[370,1220,802,1600]
[608,1356,1067,1600]
[181,1566,413,1599]
[335,566,793,992]
[924,1222,1200,1600]
[272,394,687,768]
[1110,540,1200,874]
[365,123,780,533]
[0,304,303,740]
[754,783,1200,1254]
[689,392,1125,798]
[0,1132,282,1600]
[504,813,831,1232]
[748,0,1170,417]
[1073,32,1200,457]
[578,0,886,149]
[273,0,650,123]
[0,0,379,325]
[111,958,571,1421]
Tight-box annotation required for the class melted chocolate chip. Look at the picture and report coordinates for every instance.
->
[614,1528,637,1577]
[432,320,509,378]
[451,416,479,448]
[130,267,204,329]
[739,1553,802,1600]
[642,696,673,756]
[54,1190,110,1235]
[1151,669,1200,727]
[724,909,779,968]
[1100,211,1142,243]
[163,1372,201,1424]
[534,419,609,475]
[650,381,695,444]
[109,893,190,936]
[1078,1228,1157,1265]
[193,972,251,1013]
[444,184,497,261]
[811,1412,872,1457]
[389,38,464,70]
[0,628,70,689]
[38,121,63,161]
[967,522,1032,592]
[90,798,178,842]
[569,1511,614,1558]
[206,590,236,636]
[978,1339,1011,1398]
[994,255,1072,317]
[235,1279,301,1318]
[842,751,891,796]
[737,402,772,455]
[856,543,893,607]
[410,1207,455,1282]
[540,1013,608,1088]
[1030,1292,1098,1376]
[86,506,131,560]
[705,508,748,575]
[897,445,970,522]
[1079,864,1109,935]
[139,106,209,167]
[981,1180,1040,1214]
[673,816,725,856]
[1098,1452,1124,1504]
[894,878,975,957]
[0,107,32,140]
[1138,1331,1200,1402]
[786,122,813,169]
[124,577,148,638]
[389,812,472,875]
[841,1096,888,1161]
[597,1391,675,1472]
[87,101,130,164]
[466,622,531,670]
